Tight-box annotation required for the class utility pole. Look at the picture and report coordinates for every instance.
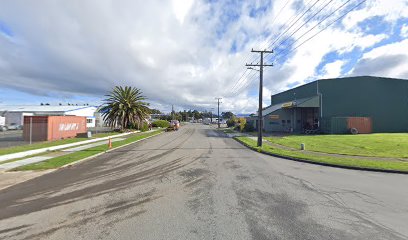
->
[210,107,214,124]
[215,97,222,128]
[246,49,273,147]
[171,105,174,120]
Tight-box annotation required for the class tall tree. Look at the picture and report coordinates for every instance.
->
[99,86,150,130]
[149,109,162,114]
[222,111,235,119]
[192,110,201,120]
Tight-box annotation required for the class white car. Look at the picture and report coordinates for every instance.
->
[7,123,22,130]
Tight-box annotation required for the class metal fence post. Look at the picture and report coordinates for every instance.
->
[29,117,32,145]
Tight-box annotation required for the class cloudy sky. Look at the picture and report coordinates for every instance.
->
[0,0,407,113]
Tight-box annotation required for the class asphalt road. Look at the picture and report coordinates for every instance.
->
[0,124,407,240]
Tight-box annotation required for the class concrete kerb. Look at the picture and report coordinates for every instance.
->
[0,131,139,162]
[62,130,164,168]
[233,137,408,175]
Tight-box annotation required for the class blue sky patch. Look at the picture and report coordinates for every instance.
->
[358,16,391,35]
[249,1,271,18]
[0,20,13,37]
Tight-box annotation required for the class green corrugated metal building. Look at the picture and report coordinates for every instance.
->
[262,76,408,133]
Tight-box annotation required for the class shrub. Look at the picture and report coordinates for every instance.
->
[140,122,149,132]
[238,117,246,132]
[243,122,255,132]
[226,119,236,127]
[152,120,170,128]
[227,116,238,128]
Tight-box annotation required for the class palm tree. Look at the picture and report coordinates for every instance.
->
[99,86,151,130]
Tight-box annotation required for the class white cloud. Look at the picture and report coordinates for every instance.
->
[321,60,344,79]
[401,24,408,38]
[172,0,195,24]
[349,39,408,78]
[342,0,408,29]
[0,0,406,113]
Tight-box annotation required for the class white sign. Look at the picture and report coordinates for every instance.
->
[59,123,79,131]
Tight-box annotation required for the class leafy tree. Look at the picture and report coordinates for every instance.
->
[192,110,202,120]
[174,112,182,121]
[150,109,162,114]
[226,115,238,127]
[222,111,235,119]
[159,115,172,121]
[99,86,150,130]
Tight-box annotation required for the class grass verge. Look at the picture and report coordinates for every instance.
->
[265,133,408,158]
[235,136,408,173]
[12,130,163,171]
[0,132,122,156]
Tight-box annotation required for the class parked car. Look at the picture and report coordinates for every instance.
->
[0,125,7,131]
[7,123,22,130]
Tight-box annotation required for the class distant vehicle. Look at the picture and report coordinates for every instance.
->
[7,123,22,130]
[167,120,180,131]
[0,125,7,132]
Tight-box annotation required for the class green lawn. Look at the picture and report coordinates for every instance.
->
[235,137,408,172]
[0,132,122,156]
[265,133,408,158]
[12,130,163,171]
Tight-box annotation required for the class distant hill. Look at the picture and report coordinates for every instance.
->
[235,113,251,118]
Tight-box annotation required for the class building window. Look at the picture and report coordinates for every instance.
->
[87,119,93,123]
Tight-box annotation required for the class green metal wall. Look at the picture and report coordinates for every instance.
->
[272,81,318,105]
[319,76,408,133]
[269,76,408,133]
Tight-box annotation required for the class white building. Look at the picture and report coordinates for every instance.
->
[0,105,97,128]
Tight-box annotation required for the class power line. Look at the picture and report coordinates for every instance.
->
[272,0,363,64]
[232,0,359,96]
[232,70,258,94]
[261,0,315,48]
[238,0,316,76]
[263,0,321,57]
[272,0,336,53]
[228,0,294,94]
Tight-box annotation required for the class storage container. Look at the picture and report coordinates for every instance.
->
[23,116,87,141]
